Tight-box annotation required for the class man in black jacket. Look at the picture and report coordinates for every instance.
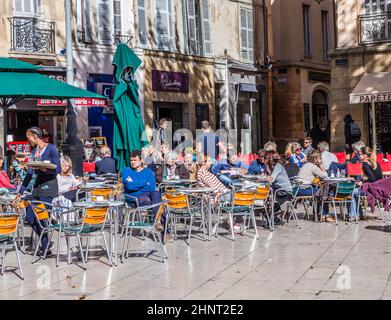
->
[95,146,117,175]
[344,114,361,155]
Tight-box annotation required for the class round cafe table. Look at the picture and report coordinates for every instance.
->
[176,187,217,241]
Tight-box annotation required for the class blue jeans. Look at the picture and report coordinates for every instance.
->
[26,196,53,251]
[218,174,232,187]
[349,188,361,218]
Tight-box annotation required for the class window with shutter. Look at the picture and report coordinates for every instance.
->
[83,0,93,43]
[187,0,198,54]
[97,0,112,45]
[240,8,253,62]
[155,0,174,50]
[137,0,148,46]
[14,0,41,16]
[200,0,211,56]
[113,0,122,36]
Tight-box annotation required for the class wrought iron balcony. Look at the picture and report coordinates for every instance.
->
[8,17,55,54]
[358,12,391,45]
[113,33,133,46]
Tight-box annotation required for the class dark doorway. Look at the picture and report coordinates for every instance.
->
[312,90,329,128]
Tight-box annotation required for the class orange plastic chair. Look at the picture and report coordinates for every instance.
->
[91,188,113,201]
[254,185,272,230]
[0,214,23,279]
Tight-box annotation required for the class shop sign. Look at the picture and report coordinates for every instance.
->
[350,93,391,104]
[37,98,109,107]
[152,70,189,93]
[308,71,331,83]
[278,76,288,84]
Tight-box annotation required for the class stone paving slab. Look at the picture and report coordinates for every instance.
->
[0,211,391,300]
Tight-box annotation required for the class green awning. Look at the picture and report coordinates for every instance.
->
[0,72,104,99]
[0,57,41,71]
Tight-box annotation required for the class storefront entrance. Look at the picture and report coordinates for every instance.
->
[153,102,184,134]
[368,102,391,153]
[312,89,329,128]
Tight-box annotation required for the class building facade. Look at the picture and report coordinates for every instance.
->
[0,0,271,154]
[270,0,336,150]
[329,0,391,153]
[0,0,68,153]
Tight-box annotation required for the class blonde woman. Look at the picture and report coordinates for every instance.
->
[359,147,383,182]
[289,142,307,168]
[57,156,81,201]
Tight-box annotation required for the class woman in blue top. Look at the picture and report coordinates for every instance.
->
[13,127,61,256]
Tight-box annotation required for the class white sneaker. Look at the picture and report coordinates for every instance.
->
[233,223,241,232]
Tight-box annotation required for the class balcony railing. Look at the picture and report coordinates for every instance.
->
[8,17,55,54]
[358,12,391,45]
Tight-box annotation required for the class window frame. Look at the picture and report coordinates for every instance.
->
[321,10,329,60]
[239,7,254,63]
[303,4,312,57]
[154,0,175,51]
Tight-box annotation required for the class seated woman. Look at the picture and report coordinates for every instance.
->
[57,156,81,202]
[0,157,16,190]
[360,147,383,182]
[281,154,299,178]
[248,149,267,175]
[183,152,197,181]
[289,142,307,169]
[296,150,331,220]
[264,150,293,224]
[349,147,384,219]
[212,153,248,186]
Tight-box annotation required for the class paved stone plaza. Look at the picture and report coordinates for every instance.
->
[1,210,391,300]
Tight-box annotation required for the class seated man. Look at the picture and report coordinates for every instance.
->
[248,149,267,175]
[95,146,117,175]
[121,150,162,223]
[318,141,338,172]
[212,153,248,186]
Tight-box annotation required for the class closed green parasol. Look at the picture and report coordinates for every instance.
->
[112,44,147,171]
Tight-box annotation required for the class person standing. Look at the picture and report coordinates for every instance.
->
[309,123,326,149]
[344,114,361,155]
[13,127,61,256]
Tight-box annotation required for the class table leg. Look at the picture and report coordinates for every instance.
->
[208,195,212,241]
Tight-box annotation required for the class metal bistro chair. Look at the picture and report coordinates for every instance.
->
[62,206,112,269]
[220,190,258,241]
[252,184,273,231]
[163,192,202,245]
[320,181,356,225]
[274,188,300,227]
[121,201,167,263]
[0,213,24,279]
[291,183,318,221]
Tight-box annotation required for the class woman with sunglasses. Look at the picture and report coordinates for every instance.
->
[289,142,307,169]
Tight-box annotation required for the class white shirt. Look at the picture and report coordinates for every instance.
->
[321,151,338,171]
[57,174,80,194]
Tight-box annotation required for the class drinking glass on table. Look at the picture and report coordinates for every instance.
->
[82,172,89,185]
[341,169,346,178]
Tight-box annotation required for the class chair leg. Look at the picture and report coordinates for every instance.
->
[65,234,72,265]
[332,200,338,225]
[14,241,24,280]
[156,231,168,259]
[121,226,128,263]
[187,215,193,246]
[85,237,90,263]
[43,230,54,259]
[56,230,61,267]
[251,211,259,239]
[125,228,134,258]
[101,231,113,267]
[32,231,44,264]
[151,231,164,262]
[228,213,235,241]
[1,245,5,275]
[76,234,86,269]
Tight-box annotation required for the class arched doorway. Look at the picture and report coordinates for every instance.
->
[312,89,329,129]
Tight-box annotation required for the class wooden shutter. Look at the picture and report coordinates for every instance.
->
[98,0,112,45]
[155,0,169,49]
[240,8,248,61]
[187,0,198,54]
[113,0,122,35]
[137,0,148,46]
[83,0,94,43]
[247,9,254,61]
[14,0,23,12]
[200,0,211,56]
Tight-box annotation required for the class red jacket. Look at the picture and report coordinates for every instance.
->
[0,170,16,189]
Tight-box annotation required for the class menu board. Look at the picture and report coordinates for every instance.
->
[92,137,107,149]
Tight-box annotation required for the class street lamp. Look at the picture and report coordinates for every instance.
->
[62,0,84,176]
